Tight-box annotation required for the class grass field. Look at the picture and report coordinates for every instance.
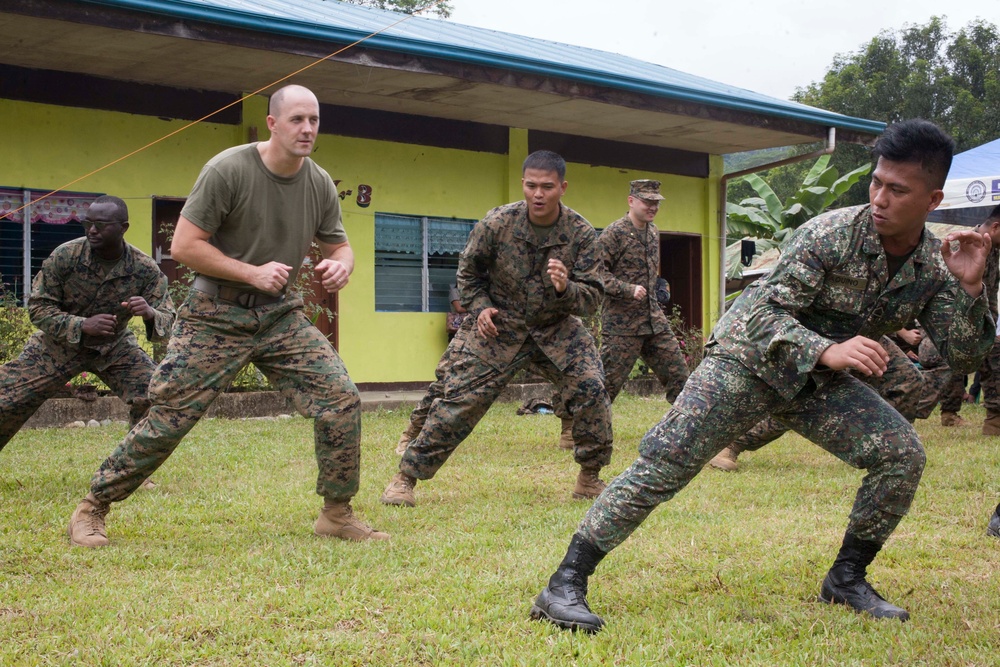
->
[1,395,998,666]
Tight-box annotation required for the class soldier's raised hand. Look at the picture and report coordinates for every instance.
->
[121,296,155,320]
[82,313,117,337]
[941,229,990,297]
[248,262,292,295]
[817,336,889,376]
[477,307,500,338]
[547,258,569,294]
[315,259,350,294]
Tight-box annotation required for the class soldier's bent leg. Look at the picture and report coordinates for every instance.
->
[779,374,925,544]
[978,338,1000,434]
[939,372,967,420]
[640,325,690,403]
[403,329,467,444]
[543,352,612,471]
[92,341,157,429]
[399,347,527,480]
[578,351,782,553]
[89,292,256,503]
[865,337,922,421]
[599,335,643,404]
[0,333,87,451]
[254,309,361,502]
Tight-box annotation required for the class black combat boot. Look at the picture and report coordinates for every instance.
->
[987,503,1000,538]
[530,534,607,633]
[819,532,909,621]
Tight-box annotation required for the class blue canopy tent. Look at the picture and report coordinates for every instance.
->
[927,138,1000,226]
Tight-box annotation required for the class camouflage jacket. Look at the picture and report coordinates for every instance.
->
[28,237,175,356]
[598,215,670,336]
[457,201,604,373]
[713,205,994,400]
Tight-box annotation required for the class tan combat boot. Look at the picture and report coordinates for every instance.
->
[982,412,1000,436]
[68,493,110,548]
[380,472,417,507]
[709,446,740,472]
[314,501,389,541]
[572,468,606,500]
[941,411,966,427]
[558,418,575,450]
[395,432,412,456]
[139,478,157,490]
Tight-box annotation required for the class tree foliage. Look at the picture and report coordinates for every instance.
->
[726,155,870,279]
[745,17,1000,208]
[340,0,452,19]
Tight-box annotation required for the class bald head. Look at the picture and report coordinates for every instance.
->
[268,85,317,118]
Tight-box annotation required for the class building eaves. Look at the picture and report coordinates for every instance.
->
[83,0,885,137]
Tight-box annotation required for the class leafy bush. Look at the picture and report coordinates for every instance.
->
[0,285,34,365]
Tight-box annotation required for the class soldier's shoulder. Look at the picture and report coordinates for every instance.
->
[795,205,869,245]
[46,238,86,262]
[562,206,596,236]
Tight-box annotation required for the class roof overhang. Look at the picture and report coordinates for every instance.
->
[2,0,885,155]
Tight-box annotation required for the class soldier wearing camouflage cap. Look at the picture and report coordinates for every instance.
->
[531,119,995,632]
[558,178,689,450]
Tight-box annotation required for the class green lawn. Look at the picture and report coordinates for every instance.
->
[1,395,998,666]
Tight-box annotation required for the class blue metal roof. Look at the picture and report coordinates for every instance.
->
[85,0,885,136]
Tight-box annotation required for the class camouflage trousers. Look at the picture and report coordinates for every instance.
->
[400,335,612,479]
[0,331,154,451]
[977,337,1000,414]
[939,336,1000,414]
[403,325,576,439]
[90,290,361,503]
[578,348,925,553]
[601,328,689,404]
[730,336,923,454]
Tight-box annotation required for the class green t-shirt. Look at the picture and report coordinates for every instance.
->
[180,143,346,291]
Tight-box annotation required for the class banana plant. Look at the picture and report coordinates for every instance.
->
[726,155,871,280]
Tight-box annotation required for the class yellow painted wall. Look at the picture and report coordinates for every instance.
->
[2,95,720,383]
[0,98,240,251]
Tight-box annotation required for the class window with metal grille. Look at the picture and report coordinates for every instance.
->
[1,189,99,304]
[374,213,476,312]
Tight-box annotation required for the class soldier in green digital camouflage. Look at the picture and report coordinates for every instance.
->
[708,334,923,471]
[531,120,994,632]
[380,150,612,507]
[0,195,174,466]
[68,85,387,547]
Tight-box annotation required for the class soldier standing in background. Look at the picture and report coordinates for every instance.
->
[559,180,689,450]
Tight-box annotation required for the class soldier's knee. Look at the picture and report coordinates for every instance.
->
[883,435,925,477]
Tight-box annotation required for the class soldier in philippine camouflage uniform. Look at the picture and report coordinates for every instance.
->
[380,150,612,507]
[708,333,924,471]
[0,195,174,457]
[68,85,387,547]
[530,120,995,632]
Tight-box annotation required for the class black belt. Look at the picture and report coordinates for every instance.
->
[193,276,285,308]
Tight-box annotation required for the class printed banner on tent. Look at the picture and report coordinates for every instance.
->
[938,176,1000,211]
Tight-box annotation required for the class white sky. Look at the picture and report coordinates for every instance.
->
[448,1,995,100]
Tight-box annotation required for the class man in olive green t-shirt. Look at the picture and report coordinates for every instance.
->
[69,84,388,547]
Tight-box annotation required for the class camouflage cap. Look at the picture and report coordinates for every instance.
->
[629,179,665,201]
